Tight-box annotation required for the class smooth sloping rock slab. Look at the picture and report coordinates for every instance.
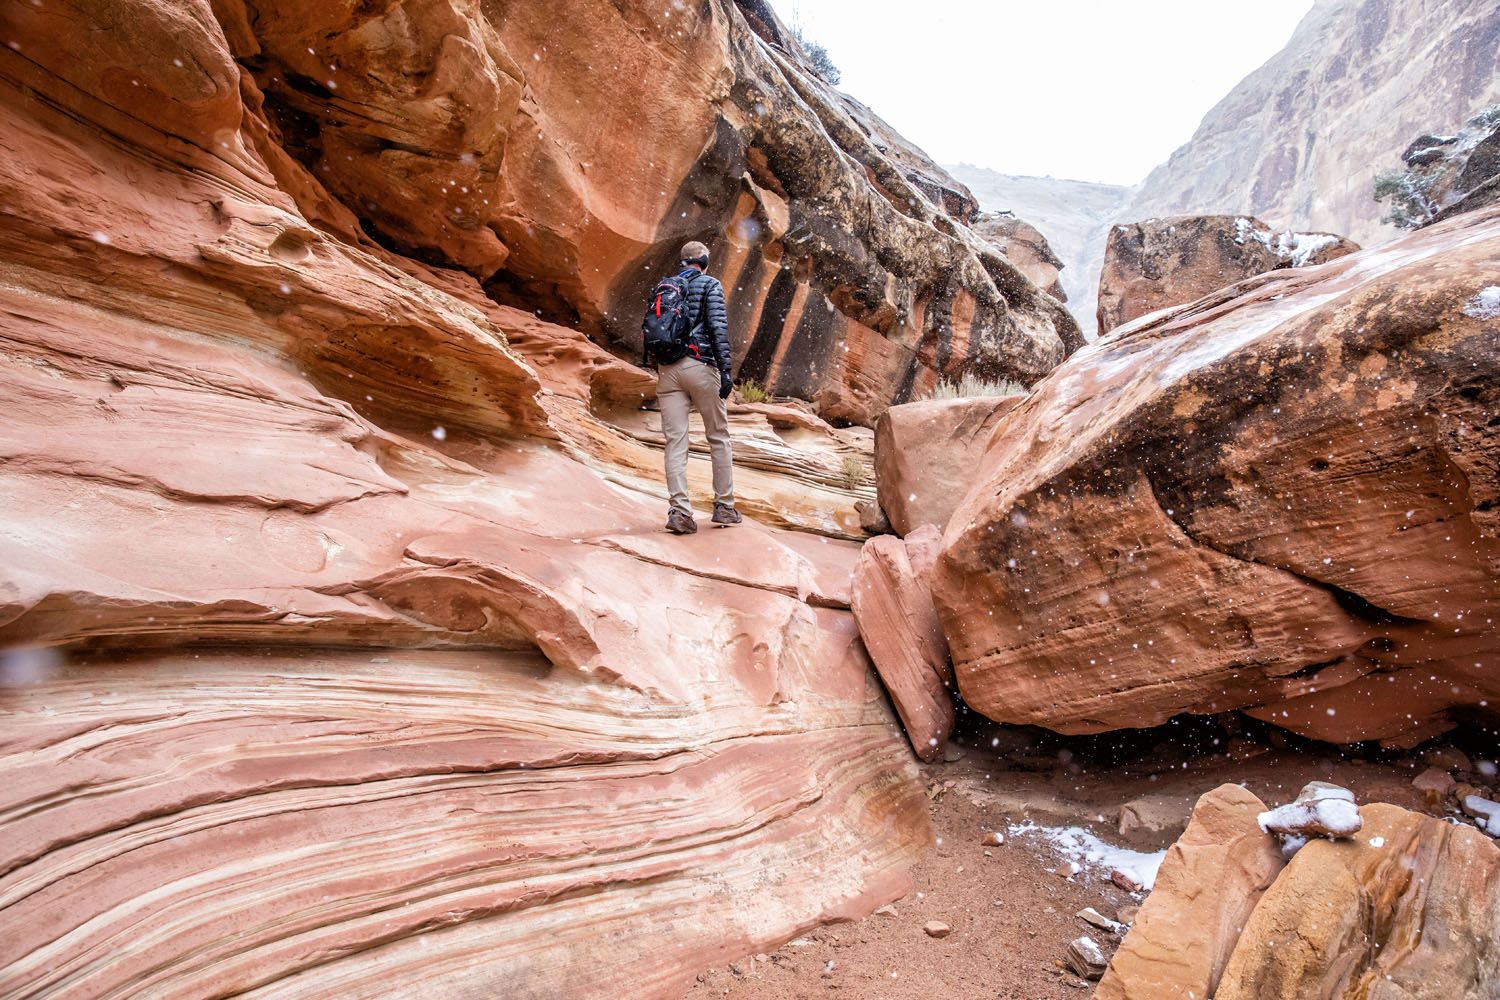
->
[851,526,953,760]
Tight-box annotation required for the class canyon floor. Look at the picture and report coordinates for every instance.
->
[685,714,1463,999]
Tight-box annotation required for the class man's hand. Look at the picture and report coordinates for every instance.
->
[719,373,733,400]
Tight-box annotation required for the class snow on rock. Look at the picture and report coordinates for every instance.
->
[1009,822,1168,891]
[1464,286,1500,320]
[1258,782,1362,841]
[1463,796,1500,837]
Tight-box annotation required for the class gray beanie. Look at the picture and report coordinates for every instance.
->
[681,240,711,267]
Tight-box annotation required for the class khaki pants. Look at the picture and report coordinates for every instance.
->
[658,358,734,515]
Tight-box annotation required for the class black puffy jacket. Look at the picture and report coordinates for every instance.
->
[679,268,733,381]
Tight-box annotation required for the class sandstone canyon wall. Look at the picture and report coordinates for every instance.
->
[185,0,1077,427]
[1122,0,1500,248]
[932,204,1500,748]
[0,0,1041,994]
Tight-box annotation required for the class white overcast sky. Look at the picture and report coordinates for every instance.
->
[770,0,1316,186]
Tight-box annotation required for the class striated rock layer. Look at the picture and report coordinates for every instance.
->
[0,0,944,995]
[933,205,1500,746]
[1096,215,1359,335]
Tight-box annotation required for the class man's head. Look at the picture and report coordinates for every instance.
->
[680,241,711,271]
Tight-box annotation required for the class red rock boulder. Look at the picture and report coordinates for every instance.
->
[874,395,1024,537]
[1097,785,1285,1000]
[1097,214,1359,334]
[852,526,954,760]
[934,205,1500,746]
[1104,795,1500,998]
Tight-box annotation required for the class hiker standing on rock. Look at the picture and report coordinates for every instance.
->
[641,241,740,535]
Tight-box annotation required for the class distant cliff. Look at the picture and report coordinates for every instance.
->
[946,166,1128,336]
[1122,0,1500,247]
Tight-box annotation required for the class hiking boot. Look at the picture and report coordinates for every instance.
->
[666,508,698,535]
[711,503,742,526]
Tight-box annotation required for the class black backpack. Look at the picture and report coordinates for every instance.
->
[642,273,703,364]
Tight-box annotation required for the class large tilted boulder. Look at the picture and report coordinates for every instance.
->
[874,395,1024,537]
[196,0,1078,426]
[0,1,945,996]
[933,204,1500,746]
[1096,214,1358,334]
[851,525,953,760]
[1103,789,1500,998]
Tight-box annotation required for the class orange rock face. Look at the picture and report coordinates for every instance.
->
[1097,215,1359,334]
[1214,803,1500,998]
[1097,785,1285,1000]
[874,395,1024,537]
[0,0,949,995]
[933,205,1500,746]
[173,0,1079,428]
[851,526,954,760]
[1105,795,1500,999]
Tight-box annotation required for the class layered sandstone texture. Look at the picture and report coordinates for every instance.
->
[933,204,1500,746]
[874,395,1024,537]
[973,211,1068,302]
[181,0,1078,429]
[0,1,947,996]
[1102,787,1500,999]
[1096,215,1359,334]
[851,526,953,761]
[1122,0,1500,248]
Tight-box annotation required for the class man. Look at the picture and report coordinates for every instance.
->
[646,240,739,535]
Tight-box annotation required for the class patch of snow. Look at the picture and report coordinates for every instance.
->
[1464,795,1500,837]
[1008,822,1167,890]
[1463,286,1500,320]
[1271,231,1339,267]
[1231,217,1339,266]
[1368,836,1385,848]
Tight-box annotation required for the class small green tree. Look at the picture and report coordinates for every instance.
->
[1373,169,1437,230]
[792,30,840,86]
[1467,103,1500,131]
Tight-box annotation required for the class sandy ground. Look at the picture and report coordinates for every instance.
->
[683,715,1464,999]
